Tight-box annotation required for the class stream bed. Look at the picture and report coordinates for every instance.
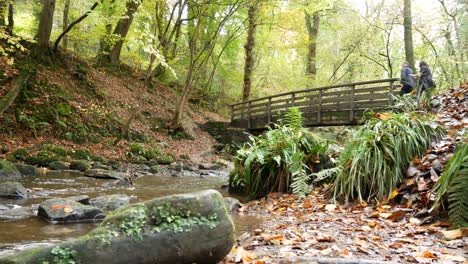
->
[0,169,260,256]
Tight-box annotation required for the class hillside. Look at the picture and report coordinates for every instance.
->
[0,50,226,164]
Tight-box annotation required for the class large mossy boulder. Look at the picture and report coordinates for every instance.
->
[14,163,39,177]
[84,169,126,180]
[0,182,28,199]
[38,198,105,223]
[0,160,21,179]
[1,190,235,264]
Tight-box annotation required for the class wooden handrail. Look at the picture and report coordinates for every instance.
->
[231,78,399,107]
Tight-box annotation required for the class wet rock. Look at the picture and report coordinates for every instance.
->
[430,98,441,108]
[37,198,105,224]
[48,161,69,170]
[84,169,126,180]
[406,165,420,178]
[0,182,28,199]
[14,163,39,177]
[101,178,132,188]
[224,197,242,212]
[199,163,224,170]
[92,162,112,171]
[4,190,235,264]
[149,165,160,174]
[69,160,92,172]
[431,159,443,172]
[89,194,131,211]
[64,195,90,205]
[137,164,150,171]
[0,204,32,220]
[0,159,22,179]
[0,142,8,154]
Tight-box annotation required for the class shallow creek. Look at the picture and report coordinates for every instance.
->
[0,170,260,256]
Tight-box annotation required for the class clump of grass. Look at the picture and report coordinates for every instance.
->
[333,112,445,202]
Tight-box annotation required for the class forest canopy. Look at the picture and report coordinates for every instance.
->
[3,0,467,111]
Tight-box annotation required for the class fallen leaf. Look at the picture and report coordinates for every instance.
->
[389,188,399,199]
[389,243,402,249]
[302,199,312,209]
[51,205,66,210]
[63,207,73,213]
[440,229,463,240]
[324,204,336,212]
[317,233,335,242]
[380,213,392,219]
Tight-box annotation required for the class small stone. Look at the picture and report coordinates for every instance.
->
[0,182,28,199]
[48,161,69,170]
[69,160,92,172]
[426,154,438,162]
[253,229,263,235]
[84,169,126,180]
[14,163,39,177]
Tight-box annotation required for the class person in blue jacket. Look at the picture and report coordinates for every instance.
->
[399,61,414,95]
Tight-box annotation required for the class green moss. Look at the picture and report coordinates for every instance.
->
[70,149,91,160]
[26,151,61,167]
[42,144,67,157]
[0,159,19,174]
[10,148,30,161]
[156,154,175,165]
[126,143,162,162]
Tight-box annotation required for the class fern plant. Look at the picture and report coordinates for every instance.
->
[283,107,304,130]
[433,144,468,229]
[333,112,446,202]
[229,123,330,199]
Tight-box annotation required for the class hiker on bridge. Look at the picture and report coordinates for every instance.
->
[414,61,436,92]
[399,61,415,96]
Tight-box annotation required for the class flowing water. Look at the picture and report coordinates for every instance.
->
[0,170,260,256]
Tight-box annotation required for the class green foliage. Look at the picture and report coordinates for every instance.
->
[10,148,30,161]
[41,246,78,264]
[150,204,219,233]
[42,144,67,157]
[116,206,148,240]
[283,107,304,130]
[333,112,446,202]
[390,94,418,112]
[26,150,61,167]
[230,124,330,199]
[126,143,162,161]
[71,149,91,160]
[433,144,468,229]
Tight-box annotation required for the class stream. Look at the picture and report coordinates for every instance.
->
[0,169,260,257]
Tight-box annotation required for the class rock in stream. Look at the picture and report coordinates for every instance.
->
[1,190,235,264]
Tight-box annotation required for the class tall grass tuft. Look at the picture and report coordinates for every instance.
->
[333,112,446,202]
[229,108,331,199]
[432,144,468,229]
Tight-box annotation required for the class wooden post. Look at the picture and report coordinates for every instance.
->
[317,89,322,124]
[230,105,234,124]
[349,85,355,122]
[267,97,272,124]
[389,81,395,105]
[291,93,296,107]
[247,101,252,129]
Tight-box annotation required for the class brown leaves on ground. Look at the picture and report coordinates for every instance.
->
[220,190,467,264]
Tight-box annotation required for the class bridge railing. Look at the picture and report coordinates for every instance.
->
[230,78,400,129]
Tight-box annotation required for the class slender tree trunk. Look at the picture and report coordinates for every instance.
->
[172,1,206,130]
[34,0,56,58]
[6,0,13,33]
[0,0,6,26]
[242,4,258,102]
[403,0,415,71]
[305,10,319,78]
[62,0,70,49]
[101,0,141,65]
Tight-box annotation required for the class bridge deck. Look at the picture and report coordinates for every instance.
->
[230,78,399,129]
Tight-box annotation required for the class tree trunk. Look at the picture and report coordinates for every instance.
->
[34,0,56,58]
[172,1,206,130]
[62,0,70,49]
[7,0,13,34]
[242,4,258,102]
[305,11,319,79]
[403,0,415,71]
[0,0,6,26]
[107,0,140,66]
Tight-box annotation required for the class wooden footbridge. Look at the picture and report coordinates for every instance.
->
[230,78,399,129]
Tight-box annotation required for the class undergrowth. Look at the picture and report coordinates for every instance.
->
[332,112,446,202]
[229,107,331,199]
[432,144,468,229]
